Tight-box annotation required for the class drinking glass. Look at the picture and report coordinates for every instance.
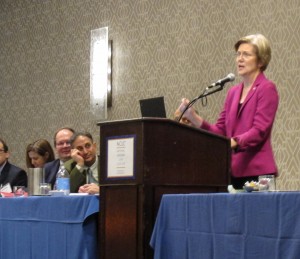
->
[258,175,276,191]
[39,183,51,195]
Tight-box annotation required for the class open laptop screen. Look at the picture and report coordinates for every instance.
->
[139,96,167,118]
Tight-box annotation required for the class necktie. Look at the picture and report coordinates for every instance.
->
[86,168,97,184]
[86,168,91,184]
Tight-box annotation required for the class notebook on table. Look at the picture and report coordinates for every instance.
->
[139,96,167,118]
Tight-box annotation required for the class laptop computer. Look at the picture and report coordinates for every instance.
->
[139,96,167,118]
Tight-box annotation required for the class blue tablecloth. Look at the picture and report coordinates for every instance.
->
[0,195,99,259]
[150,192,300,259]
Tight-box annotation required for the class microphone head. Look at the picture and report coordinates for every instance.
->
[227,73,235,82]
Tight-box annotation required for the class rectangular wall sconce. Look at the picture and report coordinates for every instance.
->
[107,39,112,108]
[90,27,112,120]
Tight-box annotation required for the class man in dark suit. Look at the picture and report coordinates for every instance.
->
[44,127,75,188]
[0,138,27,190]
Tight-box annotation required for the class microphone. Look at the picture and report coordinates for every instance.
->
[206,73,235,90]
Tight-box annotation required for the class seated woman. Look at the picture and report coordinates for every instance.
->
[26,139,55,168]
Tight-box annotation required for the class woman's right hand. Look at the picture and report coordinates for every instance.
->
[175,98,203,128]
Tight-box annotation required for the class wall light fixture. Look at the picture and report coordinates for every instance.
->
[90,27,112,120]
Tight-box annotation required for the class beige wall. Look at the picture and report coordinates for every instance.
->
[0,0,299,190]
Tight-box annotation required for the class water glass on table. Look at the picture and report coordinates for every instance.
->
[39,183,51,195]
[258,175,276,191]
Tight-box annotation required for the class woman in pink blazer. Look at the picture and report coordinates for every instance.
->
[177,34,279,188]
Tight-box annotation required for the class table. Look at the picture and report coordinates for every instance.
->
[0,195,99,259]
[150,192,300,259]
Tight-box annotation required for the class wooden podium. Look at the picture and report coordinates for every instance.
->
[98,118,231,259]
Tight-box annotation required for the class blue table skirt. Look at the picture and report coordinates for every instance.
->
[150,192,300,259]
[0,195,99,259]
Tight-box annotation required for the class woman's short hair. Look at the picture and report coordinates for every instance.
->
[234,34,271,71]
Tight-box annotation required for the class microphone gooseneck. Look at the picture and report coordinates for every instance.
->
[177,73,235,123]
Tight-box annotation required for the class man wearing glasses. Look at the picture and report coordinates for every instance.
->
[44,127,75,188]
[0,138,27,190]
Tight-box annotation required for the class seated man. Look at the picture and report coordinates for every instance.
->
[0,138,27,191]
[44,127,75,188]
[64,132,99,193]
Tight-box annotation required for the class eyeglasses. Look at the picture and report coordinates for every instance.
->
[235,51,255,59]
[56,141,71,147]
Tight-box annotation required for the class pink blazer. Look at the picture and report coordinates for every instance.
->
[201,73,279,178]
